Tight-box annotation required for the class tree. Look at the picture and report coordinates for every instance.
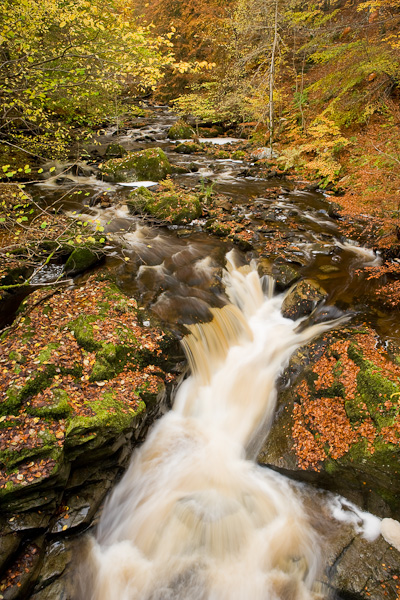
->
[0,0,175,158]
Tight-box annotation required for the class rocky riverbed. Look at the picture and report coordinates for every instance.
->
[1,106,400,599]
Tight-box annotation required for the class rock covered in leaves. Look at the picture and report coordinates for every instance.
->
[127,179,202,225]
[281,279,328,320]
[99,147,172,183]
[0,275,178,597]
[259,326,400,517]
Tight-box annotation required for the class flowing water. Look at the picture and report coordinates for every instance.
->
[75,252,350,600]
[24,106,399,597]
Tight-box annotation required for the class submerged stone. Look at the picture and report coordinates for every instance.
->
[281,279,328,320]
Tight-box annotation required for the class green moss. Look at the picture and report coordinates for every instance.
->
[1,386,23,416]
[26,388,72,419]
[1,365,58,416]
[144,192,201,225]
[0,431,57,470]
[101,148,172,182]
[38,343,60,364]
[8,350,26,364]
[174,143,202,154]
[64,247,100,276]
[129,183,202,225]
[89,343,128,382]
[68,315,102,352]
[205,220,231,237]
[127,186,155,215]
[356,367,400,429]
[168,120,195,140]
[215,150,230,159]
[65,391,146,451]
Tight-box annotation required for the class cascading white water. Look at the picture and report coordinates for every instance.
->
[75,251,349,600]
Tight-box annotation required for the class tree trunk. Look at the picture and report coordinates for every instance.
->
[269,0,279,154]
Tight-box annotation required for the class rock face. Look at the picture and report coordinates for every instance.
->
[127,181,202,225]
[259,325,400,518]
[0,276,179,598]
[100,147,172,183]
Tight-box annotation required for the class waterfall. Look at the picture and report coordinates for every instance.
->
[75,251,348,600]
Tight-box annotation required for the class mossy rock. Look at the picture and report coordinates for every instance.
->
[232,150,246,160]
[126,186,155,215]
[205,219,231,237]
[259,327,400,517]
[168,120,195,140]
[64,247,100,276]
[174,143,203,155]
[104,143,127,158]
[26,389,72,419]
[198,126,224,138]
[64,393,146,457]
[100,147,172,183]
[128,184,202,225]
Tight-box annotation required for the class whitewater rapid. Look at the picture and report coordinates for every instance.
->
[75,251,349,600]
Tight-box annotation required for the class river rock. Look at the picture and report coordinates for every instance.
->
[326,533,400,599]
[104,143,127,158]
[174,142,203,154]
[281,279,328,320]
[167,120,195,140]
[258,326,400,518]
[250,147,278,160]
[64,247,101,276]
[127,182,202,225]
[100,147,172,183]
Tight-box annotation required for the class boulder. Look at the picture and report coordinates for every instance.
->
[0,276,178,594]
[127,182,202,225]
[281,279,328,320]
[167,120,195,140]
[258,326,400,517]
[100,147,172,183]
[174,143,203,155]
[64,247,100,276]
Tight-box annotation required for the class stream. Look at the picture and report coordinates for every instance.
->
[17,106,400,598]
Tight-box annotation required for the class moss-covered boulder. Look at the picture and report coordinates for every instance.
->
[104,143,127,158]
[0,277,176,509]
[127,180,202,225]
[100,147,172,183]
[167,120,195,140]
[258,326,400,517]
[174,143,203,155]
[64,247,100,276]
